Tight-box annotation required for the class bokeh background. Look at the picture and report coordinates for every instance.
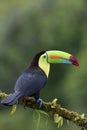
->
[0,0,87,130]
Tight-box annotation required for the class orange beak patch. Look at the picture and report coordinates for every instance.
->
[50,55,67,60]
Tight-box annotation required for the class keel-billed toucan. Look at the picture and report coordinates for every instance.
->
[1,50,79,107]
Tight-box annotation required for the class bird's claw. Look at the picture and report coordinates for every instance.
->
[37,98,43,108]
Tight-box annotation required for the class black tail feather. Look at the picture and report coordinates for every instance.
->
[1,92,22,106]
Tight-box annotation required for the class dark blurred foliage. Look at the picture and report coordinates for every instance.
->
[0,0,87,130]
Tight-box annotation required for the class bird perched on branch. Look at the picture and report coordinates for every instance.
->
[1,50,79,107]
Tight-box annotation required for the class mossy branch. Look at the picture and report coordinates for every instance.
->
[0,92,87,129]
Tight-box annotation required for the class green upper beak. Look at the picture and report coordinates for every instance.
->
[46,50,79,66]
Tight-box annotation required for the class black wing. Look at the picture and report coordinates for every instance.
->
[14,69,47,96]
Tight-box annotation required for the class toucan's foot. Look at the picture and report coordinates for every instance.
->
[37,98,43,108]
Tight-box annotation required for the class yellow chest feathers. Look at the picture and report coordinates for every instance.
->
[39,57,50,78]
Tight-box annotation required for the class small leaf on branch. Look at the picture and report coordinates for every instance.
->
[51,98,58,108]
[54,113,63,128]
[10,104,17,115]
[80,113,85,119]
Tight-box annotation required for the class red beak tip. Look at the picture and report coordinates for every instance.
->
[70,56,79,67]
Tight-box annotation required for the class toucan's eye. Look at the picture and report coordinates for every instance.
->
[43,55,46,59]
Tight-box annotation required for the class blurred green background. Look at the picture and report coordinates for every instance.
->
[0,0,87,130]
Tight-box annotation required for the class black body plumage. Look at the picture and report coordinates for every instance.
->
[1,51,47,106]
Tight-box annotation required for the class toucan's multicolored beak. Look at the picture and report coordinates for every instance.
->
[46,50,79,67]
